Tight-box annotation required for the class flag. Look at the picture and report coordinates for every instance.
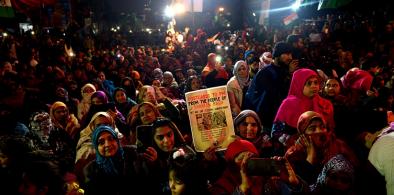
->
[318,0,352,10]
[0,0,14,18]
[258,0,270,25]
[283,12,298,25]
[183,0,203,12]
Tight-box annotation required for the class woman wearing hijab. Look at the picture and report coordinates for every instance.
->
[75,112,124,179]
[310,155,355,195]
[210,139,303,194]
[82,91,128,138]
[127,102,163,144]
[83,125,140,194]
[272,68,334,149]
[285,111,357,185]
[49,101,79,172]
[28,111,54,150]
[77,83,96,121]
[227,60,250,116]
[113,87,137,118]
[233,110,273,158]
[50,101,80,140]
[120,77,137,101]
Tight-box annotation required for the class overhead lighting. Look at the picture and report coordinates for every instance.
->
[173,3,185,14]
[291,0,302,11]
[164,5,174,17]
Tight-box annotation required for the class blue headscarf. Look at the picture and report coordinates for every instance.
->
[92,125,124,176]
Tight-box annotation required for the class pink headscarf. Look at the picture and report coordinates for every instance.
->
[274,68,334,130]
[341,68,373,93]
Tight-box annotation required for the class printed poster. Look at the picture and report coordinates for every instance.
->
[185,86,235,152]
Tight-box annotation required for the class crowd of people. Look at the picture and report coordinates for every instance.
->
[0,10,394,195]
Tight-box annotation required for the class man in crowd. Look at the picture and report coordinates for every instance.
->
[244,42,293,132]
[201,53,229,88]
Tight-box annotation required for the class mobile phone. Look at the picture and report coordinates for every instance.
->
[136,125,153,152]
[215,55,222,62]
[245,158,284,176]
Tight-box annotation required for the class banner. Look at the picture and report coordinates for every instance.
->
[183,0,203,12]
[283,12,298,25]
[185,86,235,152]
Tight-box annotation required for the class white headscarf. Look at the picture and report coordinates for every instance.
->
[233,60,250,89]
[78,83,96,120]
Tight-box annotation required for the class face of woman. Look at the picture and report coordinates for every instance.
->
[98,72,106,81]
[190,79,200,91]
[97,131,119,157]
[153,125,175,152]
[303,76,320,98]
[139,105,157,124]
[142,87,156,103]
[169,170,185,195]
[237,65,248,78]
[53,107,68,123]
[324,79,340,97]
[92,116,112,129]
[115,90,127,103]
[91,97,105,106]
[304,119,328,148]
[238,116,258,140]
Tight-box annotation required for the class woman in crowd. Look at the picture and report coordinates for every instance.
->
[113,87,137,118]
[83,125,141,194]
[128,102,163,144]
[50,101,80,140]
[49,101,80,172]
[310,154,355,195]
[210,138,304,194]
[184,75,203,94]
[134,85,180,124]
[137,117,186,194]
[322,77,346,106]
[120,77,137,101]
[162,71,180,99]
[227,60,250,116]
[82,91,128,137]
[75,112,124,180]
[285,111,357,184]
[233,110,273,158]
[28,111,53,150]
[77,83,96,121]
[272,68,334,149]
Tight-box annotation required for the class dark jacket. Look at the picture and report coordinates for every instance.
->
[244,64,291,130]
